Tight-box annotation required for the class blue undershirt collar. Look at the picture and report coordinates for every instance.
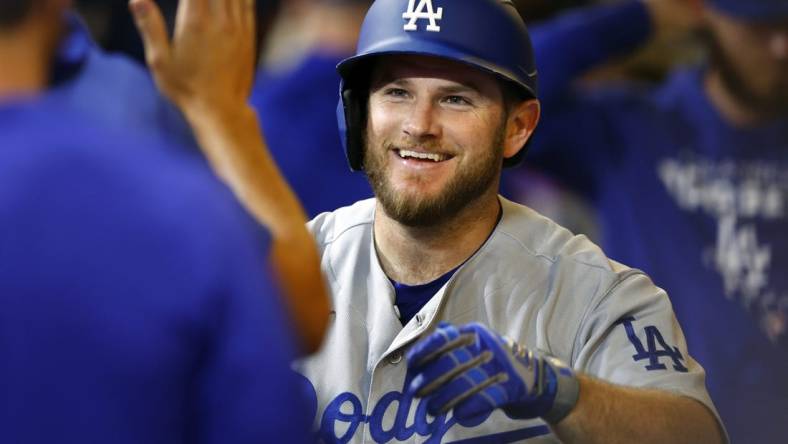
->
[390,266,459,326]
[389,204,504,325]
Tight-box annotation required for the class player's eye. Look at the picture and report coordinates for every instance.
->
[383,88,410,99]
[443,95,472,106]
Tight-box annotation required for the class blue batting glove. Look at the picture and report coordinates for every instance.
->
[405,322,579,423]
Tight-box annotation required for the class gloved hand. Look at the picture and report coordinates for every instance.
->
[405,322,579,423]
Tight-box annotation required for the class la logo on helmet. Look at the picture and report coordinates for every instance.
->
[403,0,444,32]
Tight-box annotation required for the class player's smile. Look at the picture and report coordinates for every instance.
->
[395,148,450,163]
[390,145,455,172]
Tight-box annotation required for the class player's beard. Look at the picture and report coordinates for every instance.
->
[704,29,788,118]
[362,124,505,228]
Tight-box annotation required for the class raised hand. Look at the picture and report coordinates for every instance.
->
[129,0,256,115]
[406,322,579,423]
[129,0,331,354]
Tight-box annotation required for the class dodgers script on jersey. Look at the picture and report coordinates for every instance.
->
[298,198,721,443]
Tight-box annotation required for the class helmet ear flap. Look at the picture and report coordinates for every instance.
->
[341,86,367,172]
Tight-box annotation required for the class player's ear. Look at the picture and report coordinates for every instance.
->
[502,99,540,160]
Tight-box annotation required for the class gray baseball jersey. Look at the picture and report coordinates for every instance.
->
[299,197,721,443]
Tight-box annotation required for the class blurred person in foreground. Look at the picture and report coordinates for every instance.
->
[519,0,788,441]
[0,1,314,442]
[31,0,329,353]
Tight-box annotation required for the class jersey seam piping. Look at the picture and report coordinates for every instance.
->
[496,229,617,273]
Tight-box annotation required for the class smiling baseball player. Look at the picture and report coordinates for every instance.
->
[132,0,729,442]
[293,0,727,442]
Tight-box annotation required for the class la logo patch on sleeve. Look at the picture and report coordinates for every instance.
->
[617,316,689,372]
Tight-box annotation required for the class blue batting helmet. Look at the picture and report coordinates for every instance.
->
[336,0,538,171]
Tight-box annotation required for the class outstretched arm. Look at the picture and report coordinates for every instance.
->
[129,0,329,353]
[406,322,725,444]
[519,0,704,192]
[533,0,702,104]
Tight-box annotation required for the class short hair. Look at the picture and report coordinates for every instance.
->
[0,0,36,28]
[500,78,534,113]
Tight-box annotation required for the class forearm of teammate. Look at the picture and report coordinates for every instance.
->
[129,0,329,353]
[183,105,330,354]
[552,375,725,444]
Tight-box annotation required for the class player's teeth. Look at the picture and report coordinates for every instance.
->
[398,150,444,162]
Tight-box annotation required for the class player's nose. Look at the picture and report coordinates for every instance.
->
[403,98,441,139]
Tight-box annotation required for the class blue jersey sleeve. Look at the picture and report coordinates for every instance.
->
[525,1,653,193]
[533,0,653,105]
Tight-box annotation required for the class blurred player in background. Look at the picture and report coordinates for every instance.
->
[27,0,330,352]
[519,0,787,440]
[0,0,314,442]
[251,0,374,217]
